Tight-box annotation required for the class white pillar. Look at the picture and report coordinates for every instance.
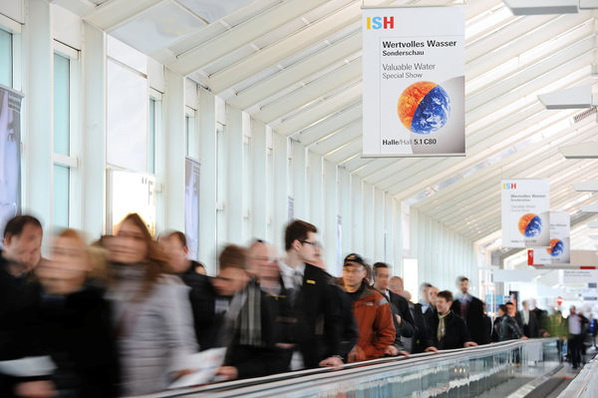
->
[24,0,52,229]
[324,160,338,275]
[308,151,323,229]
[163,68,185,231]
[272,132,288,250]
[226,104,244,245]
[198,87,217,274]
[339,167,352,263]
[350,175,364,255]
[363,182,374,260]
[374,187,385,263]
[291,141,307,220]
[251,118,267,241]
[81,22,106,237]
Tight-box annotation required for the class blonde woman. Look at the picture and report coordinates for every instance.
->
[107,214,197,396]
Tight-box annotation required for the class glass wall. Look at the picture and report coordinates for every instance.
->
[52,53,70,228]
[0,29,12,87]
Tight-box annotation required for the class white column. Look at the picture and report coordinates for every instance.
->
[272,132,288,250]
[80,22,106,237]
[324,160,338,275]
[392,198,402,275]
[363,182,374,261]
[384,194,395,269]
[373,187,385,263]
[226,104,244,245]
[198,87,217,274]
[24,0,52,229]
[163,68,185,231]
[251,118,267,241]
[339,167,352,262]
[308,151,324,230]
[291,141,307,220]
[350,175,363,255]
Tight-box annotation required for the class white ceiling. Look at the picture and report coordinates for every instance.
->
[62,0,598,249]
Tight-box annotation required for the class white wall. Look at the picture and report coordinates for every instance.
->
[409,207,478,297]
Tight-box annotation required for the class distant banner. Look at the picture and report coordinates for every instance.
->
[0,85,22,247]
[528,212,570,265]
[362,6,465,157]
[501,179,550,248]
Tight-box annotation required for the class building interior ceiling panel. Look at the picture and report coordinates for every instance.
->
[59,0,598,249]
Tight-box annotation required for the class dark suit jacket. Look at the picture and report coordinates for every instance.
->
[226,282,293,379]
[283,264,343,368]
[515,311,539,338]
[451,295,486,345]
[387,291,415,338]
[428,311,471,350]
[421,305,437,350]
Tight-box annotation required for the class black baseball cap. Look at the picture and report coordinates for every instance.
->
[343,253,365,267]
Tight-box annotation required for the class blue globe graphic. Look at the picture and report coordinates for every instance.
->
[551,240,564,257]
[411,85,451,135]
[525,216,542,238]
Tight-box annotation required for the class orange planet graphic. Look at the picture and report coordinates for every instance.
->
[518,213,543,237]
[546,238,565,257]
[397,81,451,134]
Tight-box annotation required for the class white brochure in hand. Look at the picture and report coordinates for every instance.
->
[167,348,227,390]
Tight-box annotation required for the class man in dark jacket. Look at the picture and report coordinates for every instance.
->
[372,262,414,353]
[425,290,477,351]
[451,276,487,345]
[514,300,540,338]
[223,241,293,379]
[493,304,526,342]
[278,220,344,369]
[0,215,54,398]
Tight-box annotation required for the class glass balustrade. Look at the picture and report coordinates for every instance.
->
[149,338,560,398]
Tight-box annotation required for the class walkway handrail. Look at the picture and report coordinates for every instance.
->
[146,338,558,398]
[557,357,598,398]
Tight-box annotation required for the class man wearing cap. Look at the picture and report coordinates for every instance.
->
[340,253,396,362]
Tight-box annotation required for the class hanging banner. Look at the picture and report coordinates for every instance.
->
[0,84,23,247]
[362,6,465,157]
[528,212,570,265]
[501,179,550,248]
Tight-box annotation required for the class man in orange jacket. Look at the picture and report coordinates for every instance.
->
[339,253,396,362]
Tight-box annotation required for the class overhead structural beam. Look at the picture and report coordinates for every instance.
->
[581,202,598,212]
[573,180,598,191]
[84,0,164,30]
[587,220,598,228]
[503,0,579,15]
[559,142,598,158]
[168,0,334,75]
[538,85,595,109]
[580,0,598,9]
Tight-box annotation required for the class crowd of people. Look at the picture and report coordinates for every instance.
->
[0,214,590,397]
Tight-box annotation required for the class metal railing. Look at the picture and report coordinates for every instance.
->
[557,357,598,398]
[145,338,559,398]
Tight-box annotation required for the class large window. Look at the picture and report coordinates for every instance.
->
[107,60,148,172]
[53,52,72,228]
[0,29,12,87]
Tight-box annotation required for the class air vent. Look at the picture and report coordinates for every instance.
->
[573,106,597,124]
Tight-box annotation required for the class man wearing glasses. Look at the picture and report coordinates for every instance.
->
[278,220,344,370]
